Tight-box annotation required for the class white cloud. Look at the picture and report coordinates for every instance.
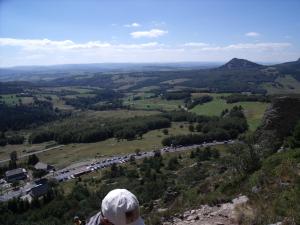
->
[0,37,295,66]
[116,42,161,49]
[183,42,209,47]
[224,42,291,50]
[245,32,260,37]
[0,38,76,50]
[182,42,291,52]
[0,38,161,51]
[130,29,168,38]
[124,22,141,28]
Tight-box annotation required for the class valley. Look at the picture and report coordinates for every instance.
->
[0,58,300,225]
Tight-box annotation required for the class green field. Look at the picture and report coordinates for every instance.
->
[0,94,35,106]
[135,85,160,92]
[190,93,269,131]
[124,97,183,111]
[0,94,21,105]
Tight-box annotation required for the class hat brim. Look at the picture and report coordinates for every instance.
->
[127,217,145,225]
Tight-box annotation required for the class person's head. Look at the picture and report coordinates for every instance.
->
[73,216,81,225]
[100,189,144,225]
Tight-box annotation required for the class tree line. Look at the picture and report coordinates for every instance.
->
[221,94,270,103]
[0,132,24,147]
[29,115,171,144]
[162,91,191,100]
[184,95,213,109]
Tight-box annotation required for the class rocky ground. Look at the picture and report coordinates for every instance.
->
[162,196,251,225]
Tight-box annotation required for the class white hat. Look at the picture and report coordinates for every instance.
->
[101,189,145,225]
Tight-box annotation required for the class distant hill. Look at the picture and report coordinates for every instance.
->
[218,58,265,70]
[274,57,300,68]
[273,58,300,80]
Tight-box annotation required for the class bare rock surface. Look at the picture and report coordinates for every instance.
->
[162,196,249,225]
[256,97,300,151]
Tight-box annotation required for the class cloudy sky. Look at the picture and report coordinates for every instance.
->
[0,0,300,67]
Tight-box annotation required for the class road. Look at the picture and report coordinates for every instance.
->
[0,140,234,202]
[0,145,65,163]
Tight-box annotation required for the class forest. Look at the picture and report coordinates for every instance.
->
[0,99,67,132]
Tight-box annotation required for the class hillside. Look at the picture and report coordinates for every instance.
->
[274,58,300,81]
[162,97,300,225]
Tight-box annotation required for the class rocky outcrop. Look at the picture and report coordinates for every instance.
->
[162,196,249,225]
[256,96,300,152]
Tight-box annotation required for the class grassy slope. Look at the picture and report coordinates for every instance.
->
[263,75,300,95]
[243,148,300,224]
[190,93,269,131]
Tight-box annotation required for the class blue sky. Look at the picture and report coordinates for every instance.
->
[0,0,300,67]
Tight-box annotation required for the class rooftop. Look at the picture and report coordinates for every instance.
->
[5,168,26,177]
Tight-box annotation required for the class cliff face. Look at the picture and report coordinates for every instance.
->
[256,96,300,152]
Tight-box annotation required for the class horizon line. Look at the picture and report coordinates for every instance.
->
[1,59,294,69]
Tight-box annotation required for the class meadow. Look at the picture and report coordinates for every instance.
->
[0,94,34,106]
[190,93,269,131]
[124,96,183,111]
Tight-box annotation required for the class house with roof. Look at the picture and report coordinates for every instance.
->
[5,168,27,183]
[34,162,54,172]
[30,183,49,198]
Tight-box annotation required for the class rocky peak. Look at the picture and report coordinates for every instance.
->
[219,58,263,70]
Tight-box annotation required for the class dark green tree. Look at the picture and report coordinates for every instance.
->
[28,154,39,165]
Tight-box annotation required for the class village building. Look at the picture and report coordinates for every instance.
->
[34,162,54,172]
[5,168,27,183]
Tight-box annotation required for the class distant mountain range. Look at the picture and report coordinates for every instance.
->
[0,58,299,95]
[1,58,299,82]
[0,62,220,82]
